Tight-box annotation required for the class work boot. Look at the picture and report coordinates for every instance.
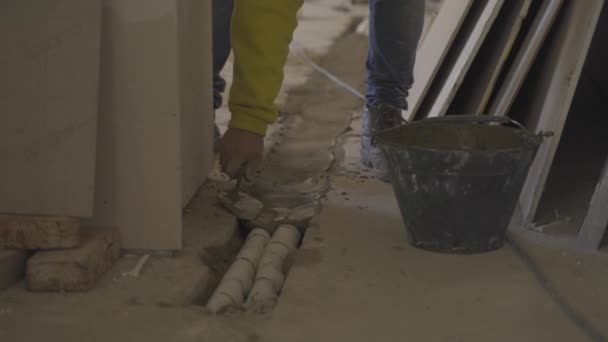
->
[360,104,404,181]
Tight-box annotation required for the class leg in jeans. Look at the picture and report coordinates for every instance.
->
[366,0,425,109]
[212,0,234,146]
[212,0,234,110]
[361,0,425,180]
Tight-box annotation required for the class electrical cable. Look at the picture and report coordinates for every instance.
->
[291,42,366,101]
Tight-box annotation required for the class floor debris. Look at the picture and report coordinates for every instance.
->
[121,254,151,278]
[218,191,264,221]
[26,226,121,292]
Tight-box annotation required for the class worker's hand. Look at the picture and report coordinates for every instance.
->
[219,127,264,178]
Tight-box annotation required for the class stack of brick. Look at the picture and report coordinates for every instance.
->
[0,215,120,291]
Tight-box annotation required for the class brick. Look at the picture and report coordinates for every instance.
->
[26,227,121,291]
[0,215,80,249]
[0,249,26,290]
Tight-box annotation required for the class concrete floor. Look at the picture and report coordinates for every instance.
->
[0,182,244,342]
[259,113,608,342]
[1,1,607,341]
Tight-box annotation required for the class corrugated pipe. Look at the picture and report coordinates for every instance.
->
[246,224,301,313]
[206,229,270,313]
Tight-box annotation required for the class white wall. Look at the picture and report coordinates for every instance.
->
[0,0,102,217]
[89,0,214,250]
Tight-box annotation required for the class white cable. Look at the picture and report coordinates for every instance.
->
[291,42,366,101]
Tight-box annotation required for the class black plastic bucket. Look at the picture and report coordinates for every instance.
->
[376,115,544,253]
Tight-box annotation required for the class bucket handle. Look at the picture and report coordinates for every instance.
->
[420,115,528,132]
[419,115,554,142]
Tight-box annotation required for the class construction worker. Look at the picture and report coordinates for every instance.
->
[214,0,424,181]
[212,0,304,177]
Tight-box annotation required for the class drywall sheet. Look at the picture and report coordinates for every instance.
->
[529,4,608,249]
[578,159,608,250]
[531,71,607,237]
[509,0,605,225]
[414,0,489,120]
[0,0,102,217]
[577,6,608,250]
[425,0,504,118]
[178,0,215,206]
[448,0,532,115]
[92,0,213,250]
[489,0,564,117]
[405,0,474,121]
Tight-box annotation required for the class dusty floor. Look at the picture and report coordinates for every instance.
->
[1,0,608,341]
[260,112,608,342]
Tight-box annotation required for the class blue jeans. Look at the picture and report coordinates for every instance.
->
[212,0,234,110]
[366,0,425,110]
[214,0,424,111]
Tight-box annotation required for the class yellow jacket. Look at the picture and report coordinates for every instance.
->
[228,0,304,136]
